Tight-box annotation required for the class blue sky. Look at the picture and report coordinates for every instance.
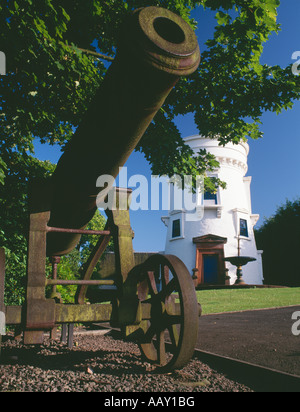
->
[34,1,300,253]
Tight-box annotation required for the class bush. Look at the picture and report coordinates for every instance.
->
[255,199,300,286]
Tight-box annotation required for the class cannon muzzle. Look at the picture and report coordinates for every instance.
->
[47,6,200,256]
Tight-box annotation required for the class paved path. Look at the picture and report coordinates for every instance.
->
[196,306,300,376]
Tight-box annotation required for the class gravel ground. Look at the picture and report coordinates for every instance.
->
[0,329,253,393]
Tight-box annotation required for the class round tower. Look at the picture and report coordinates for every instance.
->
[162,135,264,286]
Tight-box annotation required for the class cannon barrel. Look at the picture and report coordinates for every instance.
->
[47,6,200,256]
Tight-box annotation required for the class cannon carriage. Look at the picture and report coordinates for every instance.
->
[0,6,201,371]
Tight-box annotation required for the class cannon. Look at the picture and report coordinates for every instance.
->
[1,6,201,371]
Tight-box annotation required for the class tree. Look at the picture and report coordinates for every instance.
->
[0,155,55,305]
[255,199,300,287]
[0,0,299,301]
[1,0,299,187]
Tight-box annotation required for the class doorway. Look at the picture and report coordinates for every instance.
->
[203,254,219,284]
[193,234,227,287]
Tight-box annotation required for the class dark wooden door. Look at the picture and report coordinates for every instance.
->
[203,254,219,284]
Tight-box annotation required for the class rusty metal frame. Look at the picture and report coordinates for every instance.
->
[4,183,140,343]
[75,221,112,305]
[2,183,200,371]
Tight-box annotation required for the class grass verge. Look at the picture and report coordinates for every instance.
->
[196,287,300,315]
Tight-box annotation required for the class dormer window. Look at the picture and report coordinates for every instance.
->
[172,219,181,238]
[202,177,222,218]
[204,191,217,204]
[240,218,249,238]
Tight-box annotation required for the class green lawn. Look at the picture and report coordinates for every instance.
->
[196,287,300,315]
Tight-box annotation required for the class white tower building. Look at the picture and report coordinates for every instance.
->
[162,136,264,286]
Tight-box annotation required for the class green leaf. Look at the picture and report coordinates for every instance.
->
[216,11,231,25]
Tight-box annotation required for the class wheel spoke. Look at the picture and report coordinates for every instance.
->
[168,324,180,347]
[157,278,177,302]
[143,322,156,343]
[164,313,182,326]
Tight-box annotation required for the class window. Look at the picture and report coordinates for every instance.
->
[240,219,249,237]
[204,191,217,204]
[172,219,181,238]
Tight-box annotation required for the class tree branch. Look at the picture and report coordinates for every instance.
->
[68,45,115,62]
